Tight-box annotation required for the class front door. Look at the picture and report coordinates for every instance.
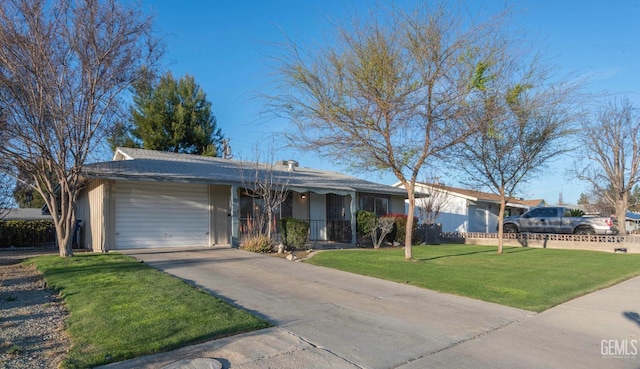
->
[326,194,351,242]
[309,193,327,241]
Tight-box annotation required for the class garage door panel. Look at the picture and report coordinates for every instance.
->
[117,208,208,219]
[115,221,207,230]
[122,194,207,203]
[115,181,209,249]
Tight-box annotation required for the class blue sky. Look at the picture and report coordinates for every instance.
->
[141,0,640,204]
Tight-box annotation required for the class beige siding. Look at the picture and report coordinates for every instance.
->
[390,195,406,214]
[292,192,309,220]
[209,184,231,246]
[75,185,90,249]
[76,179,111,252]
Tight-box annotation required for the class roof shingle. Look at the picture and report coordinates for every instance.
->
[82,148,408,196]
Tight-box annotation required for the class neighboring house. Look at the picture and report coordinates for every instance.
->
[76,148,408,251]
[395,182,544,233]
[2,208,52,221]
[613,212,640,234]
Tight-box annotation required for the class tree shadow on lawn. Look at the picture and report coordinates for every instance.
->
[415,245,536,261]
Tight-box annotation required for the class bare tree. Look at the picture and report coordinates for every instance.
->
[415,182,450,243]
[356,210,396,249]
[0,0,162,256]
[239,146,292,241]
[0,172,14,219]
[592,193,615,217]
[415,181,450,226]
[576,191,611,216]
[629,185,640,213]
[371,217,395,249]
[572,99,640,235]
[456,50,580,253]
[268,3,510,259]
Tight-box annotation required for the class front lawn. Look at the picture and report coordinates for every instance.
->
[26,253,271,369]
[305,245,640,312]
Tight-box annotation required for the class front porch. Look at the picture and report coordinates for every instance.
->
[237,190,357,247]
[240,219,352,241]
[234,186,408,248]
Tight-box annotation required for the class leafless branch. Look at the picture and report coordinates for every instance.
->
[454,41,583,252]
[371,217,395,249]
[0,172,14,219]
[0,0,162,255]
[239,143,292,241]
[571,99,640,234]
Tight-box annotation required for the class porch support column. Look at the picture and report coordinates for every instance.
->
[230,185,240,247]
[350,191,357,244]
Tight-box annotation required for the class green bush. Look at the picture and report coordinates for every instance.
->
[356,210,377,237]
[240,235,273,253]
[382,214,418,245]
[279,217,310,249]
[0,220,56,248]
[569,209,586,217]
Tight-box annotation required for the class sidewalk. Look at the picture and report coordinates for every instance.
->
[100,327,361,369]
[403,274,640,369]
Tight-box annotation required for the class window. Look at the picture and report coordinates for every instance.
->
[239,189,292,220]
[542,208,557,217]
[525,207,556,218]
[360,194,389,217]
[239,192,263,219]
[275,192,293,222]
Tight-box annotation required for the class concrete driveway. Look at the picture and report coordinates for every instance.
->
[107,247,640,369]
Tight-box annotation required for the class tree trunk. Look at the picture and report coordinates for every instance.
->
[497,198,507,254]
[266,208,273,240]
[55,221,73,257]
[53,199,75,257]
[615,196,628,235]
[405,189,415,260]
[41,180,77,257]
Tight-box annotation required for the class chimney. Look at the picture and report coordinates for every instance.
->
[287,160,298,172]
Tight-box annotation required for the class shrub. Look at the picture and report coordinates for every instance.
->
[279,218,310,249]
[569,209,586,217]
[240,235,273,253]
[373,217,395,249]
[356,210,377,237]
[0,220,56,248]
[382,213,418,245]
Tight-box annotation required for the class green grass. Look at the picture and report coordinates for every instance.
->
[26,253,271,369]
[305,245,640,312]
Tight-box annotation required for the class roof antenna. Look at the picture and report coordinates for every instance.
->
[222,139,232,159]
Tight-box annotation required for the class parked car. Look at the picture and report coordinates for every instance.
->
[502,207,616,235]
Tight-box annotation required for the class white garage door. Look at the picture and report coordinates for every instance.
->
[115,181,209,249]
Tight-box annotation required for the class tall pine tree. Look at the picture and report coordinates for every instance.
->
[112,72,224,155]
